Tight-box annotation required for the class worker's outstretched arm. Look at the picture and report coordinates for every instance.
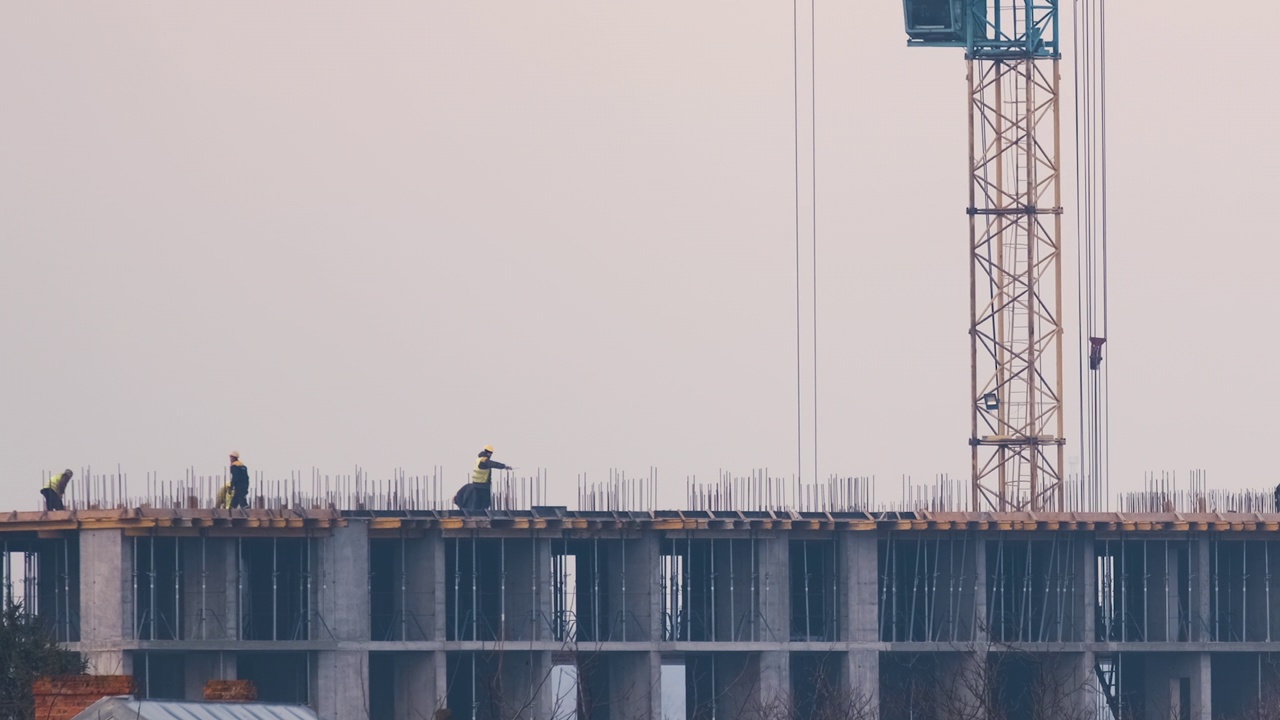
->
[480,460,511,471]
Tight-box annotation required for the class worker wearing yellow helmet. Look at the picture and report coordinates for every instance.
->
[453,445,513,512]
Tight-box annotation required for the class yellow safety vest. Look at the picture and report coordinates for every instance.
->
[471,458,490,485]
[45,474,69,495]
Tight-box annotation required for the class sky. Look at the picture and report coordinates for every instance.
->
[1,2,1278,513]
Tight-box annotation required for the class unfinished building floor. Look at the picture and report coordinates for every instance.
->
[8,507,1280,719]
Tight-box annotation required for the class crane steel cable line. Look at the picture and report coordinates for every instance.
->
[794,0,803,485]
[811,0,819,489]
[1072,0,1108,509]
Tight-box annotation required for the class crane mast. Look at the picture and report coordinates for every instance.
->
[904,0,1064,511]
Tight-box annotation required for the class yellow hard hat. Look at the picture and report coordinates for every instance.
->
[483,445,494,453]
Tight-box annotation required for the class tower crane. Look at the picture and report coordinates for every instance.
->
[902,0,1066,511]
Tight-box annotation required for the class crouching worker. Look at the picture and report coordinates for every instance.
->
[41,469,73,511]
[453,445,512,512]
[216,483,233,509]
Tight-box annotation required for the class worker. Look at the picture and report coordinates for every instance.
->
[216,483,233,509]
[229,451,250,509]
[453,445,512,512]
[41,469,73,511]
[1273,483,1280,513]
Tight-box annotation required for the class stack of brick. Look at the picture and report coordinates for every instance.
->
[32,675,134,720]
[203,680,258,702]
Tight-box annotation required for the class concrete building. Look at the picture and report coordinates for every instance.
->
[6,505,1280,719]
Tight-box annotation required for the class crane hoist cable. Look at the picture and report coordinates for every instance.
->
[1072,0,1109,507]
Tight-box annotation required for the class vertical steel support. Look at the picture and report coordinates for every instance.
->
[879,534,892,642]
[1146,538,1157,638]
[131,537,139,638]
[750,534,759,642]
[62,539,71,641]
[470,534,477,641]
[1244,541,1250,641]
[1164,540,1171,642]
[173,537,180,640]
[1267,541,1272,642]
[531,534,539,642]
[1121,537,1127,642]
[272,537,279,641]
[304,535,312,640]
[236,537,243,642]
[926,537,939,641]
[621,535,628,642]
[500,537,507,640]
[592,536,601,640]
[710,538,718,641]
[200,535,207,641]
[831,538,839,641]
[1214,537,1221,642]
[802,540,811,640]
[728,538,735,641]
[453,539,461,641]
[400,533,407,642]
[683,536,691,642]
[1020,537,1033,641]
[148,535,157,640]
[908,538,922,641]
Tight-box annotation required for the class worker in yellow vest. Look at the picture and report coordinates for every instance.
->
[453,445,512,512]
[41,469,73,511]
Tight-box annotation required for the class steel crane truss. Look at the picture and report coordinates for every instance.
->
[968,55,1065,512]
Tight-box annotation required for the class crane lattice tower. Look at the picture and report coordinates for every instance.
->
[903,0,1065,511]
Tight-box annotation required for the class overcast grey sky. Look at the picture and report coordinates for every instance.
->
[2,2,1277,512]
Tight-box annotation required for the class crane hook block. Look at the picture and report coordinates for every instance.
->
[1088,337,1107,371]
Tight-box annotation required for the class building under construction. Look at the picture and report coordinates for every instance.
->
[5,472,1280,720]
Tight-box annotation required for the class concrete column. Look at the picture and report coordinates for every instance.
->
[758,533,790,642]
[495,650,552,720]
[691,654,757,720]
[1047,652,1096,720]
[757,651,789,719]
[840,534,878,642]
[503,537,540,642]
[1081,534,1096,643]
[395,652,446,719]
[602,652,659,720]
[314,650,369,720]
[606,535,660,643]
[1142,653,1212,720]
[181,536,235,641]
[390,535,437,642]
[973,535,988,643]
[79,529,132,675]
[937,652,988,720]
[844,650,879,713]
[431,534,447,641]
[1192,535,1211,641]
[318,521,370,641]
[1192,653,1211,720]
[183,652,236,701]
